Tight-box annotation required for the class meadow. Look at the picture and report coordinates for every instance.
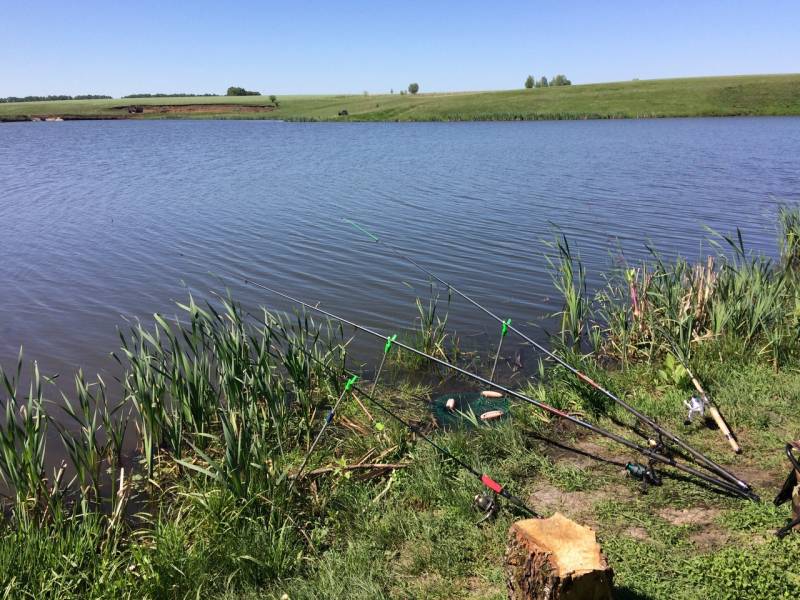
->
[1,74,800,122]
[0,207,799,598]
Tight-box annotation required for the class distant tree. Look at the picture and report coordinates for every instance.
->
[524,75,534,89]
[550,74,572,86]
[1,94,112,103]
[390,88,394,94]
[408,82,419,94]
[269,94,277,103]
[226,86,261,97]
[399,89,406,95]
[123,93,219,98]
[536,76,548,88]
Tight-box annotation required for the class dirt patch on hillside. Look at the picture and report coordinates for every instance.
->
[114,104,276,115]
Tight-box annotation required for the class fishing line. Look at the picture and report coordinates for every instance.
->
[241,277,756,500]
[343,219,753,496]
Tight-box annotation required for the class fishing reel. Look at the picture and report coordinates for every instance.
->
[625,461,663,493]
[684,395,708,426]
[473,492,500,525]
[624,435,667,493]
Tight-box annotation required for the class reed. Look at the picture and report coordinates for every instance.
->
[779,204,800,273]
[582,208,800,369]
[545,233,590,352]
[0,355,49,517]
[392,285,456,370]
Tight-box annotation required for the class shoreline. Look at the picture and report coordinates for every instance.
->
[2,73,799,123]
[3,110,800,124]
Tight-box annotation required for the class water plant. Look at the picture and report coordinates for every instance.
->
[589,212,800,370]
[545,233,590,352]
[0,355,49,518]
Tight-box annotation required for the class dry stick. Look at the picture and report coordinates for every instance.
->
[344,220,753,496]
[305,463,408,477]
[243,278,756,500]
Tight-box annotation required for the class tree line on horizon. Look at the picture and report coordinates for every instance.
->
[123,92,220,98]
[0,94,112,103]
[524,74,571,88]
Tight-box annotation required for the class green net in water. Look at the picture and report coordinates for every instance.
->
[431,391,510,429]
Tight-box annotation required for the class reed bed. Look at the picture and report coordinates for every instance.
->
[0,296,396,597]
[547,205,800,371]
[0,282,467,598]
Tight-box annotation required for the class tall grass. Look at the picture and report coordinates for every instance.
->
[0,296,362,596]
[393,285,457,370]
[551,206,800,371]
[546,233,590,352]
[0,355,50,518]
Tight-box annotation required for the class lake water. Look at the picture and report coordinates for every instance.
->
[2,117,800,383]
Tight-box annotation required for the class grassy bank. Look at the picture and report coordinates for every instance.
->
[1,207,800,599]
[1,74,800,122]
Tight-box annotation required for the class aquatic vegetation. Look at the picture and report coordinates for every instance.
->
[571,208,800,370]
[779,204,800,273]
[0,297,359,595]
[545,233,590,352]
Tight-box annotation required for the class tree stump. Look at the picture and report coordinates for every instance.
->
[505,513,613,600]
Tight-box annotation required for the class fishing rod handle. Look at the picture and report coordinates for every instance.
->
[690,374,741,454]
[707,405,741,454]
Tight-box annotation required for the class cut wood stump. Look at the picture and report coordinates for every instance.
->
[505,513,613,600]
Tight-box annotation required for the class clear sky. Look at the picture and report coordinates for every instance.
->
[2,0,798,97]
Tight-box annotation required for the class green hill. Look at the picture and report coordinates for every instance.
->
[2,74,800,122]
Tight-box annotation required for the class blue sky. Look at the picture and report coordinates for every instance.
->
[2,0,798,97]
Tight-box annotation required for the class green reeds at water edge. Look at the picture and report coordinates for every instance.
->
[0,298,368,594]
[545,205,800,371]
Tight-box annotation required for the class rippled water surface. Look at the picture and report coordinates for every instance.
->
[1,117,799,380]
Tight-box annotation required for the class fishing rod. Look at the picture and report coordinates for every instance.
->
[344,220,752,496]
[288,373,359,493]
[242,277,757,500]
[660,328,741,454]
[275,337,537,518]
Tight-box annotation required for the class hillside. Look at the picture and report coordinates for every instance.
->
[1,74,800,122]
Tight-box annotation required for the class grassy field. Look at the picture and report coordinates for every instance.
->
[2,74,800,122]
[1,207,800,598]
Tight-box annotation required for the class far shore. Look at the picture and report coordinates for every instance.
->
[2,73,799,123]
